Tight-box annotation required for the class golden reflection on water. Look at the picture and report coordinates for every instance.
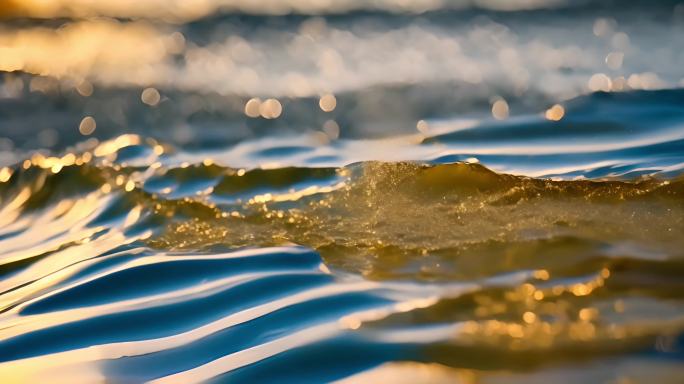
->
[338,359,684,384]
[319,93,337,112]
[78,116,96,136]
[0,20,167,83]
[0,146,683,382]
[1,3,684,382]
[0,3,673,115]
[0,167,13,182]
[259,98,283,119]
[544,104,565,121]
[491,98,509,120]
[141,87,162,107]
[144,160,684,308]
[0,0,212,21]
[133,160,684,375]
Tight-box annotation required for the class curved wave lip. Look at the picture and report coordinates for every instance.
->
[0,147,683,382]
[2,1,684,383]
[1,98,684,383]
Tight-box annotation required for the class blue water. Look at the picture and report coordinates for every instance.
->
[1,1,684,382]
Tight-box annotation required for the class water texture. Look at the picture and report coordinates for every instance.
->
[1,0,684,382]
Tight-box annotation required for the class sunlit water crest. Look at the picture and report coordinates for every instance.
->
[1,0,684,383]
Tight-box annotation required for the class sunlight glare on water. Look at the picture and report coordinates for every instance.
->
[1,0,684,383]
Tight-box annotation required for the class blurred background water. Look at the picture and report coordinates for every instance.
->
[0,0,684,382]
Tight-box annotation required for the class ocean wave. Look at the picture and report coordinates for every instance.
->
[2,3,684,101]
[0,0,584,21]
[2,3,684,381]
[0,118,683,380]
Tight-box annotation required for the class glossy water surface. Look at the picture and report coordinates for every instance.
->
[1,1,684,383]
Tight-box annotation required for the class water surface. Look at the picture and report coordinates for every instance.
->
[1,1,684,382]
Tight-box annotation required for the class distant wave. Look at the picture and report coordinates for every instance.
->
[2,2,683,101]
[0,0,578,21]
[2,3,684,381]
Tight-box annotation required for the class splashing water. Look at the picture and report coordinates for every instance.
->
[1,1,684,383]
